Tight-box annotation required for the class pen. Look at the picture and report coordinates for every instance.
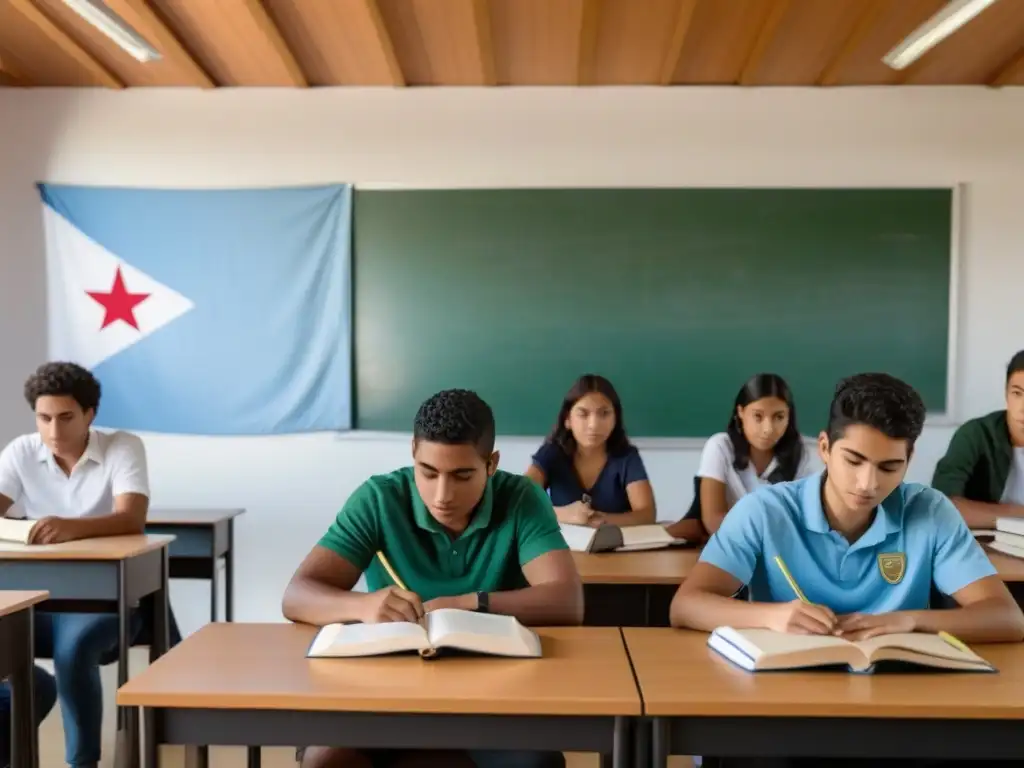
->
[773,555,810,604]
[376,551,408,590]
[939,630,971,654]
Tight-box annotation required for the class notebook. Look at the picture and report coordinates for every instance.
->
[306,608,542,660]
[559,522,688,553]
[708,626,995,674]
[0,518,37,545]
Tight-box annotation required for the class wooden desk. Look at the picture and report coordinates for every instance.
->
[572,549,695,627]
[118,623,641,768]
[625,627,1024,766]
[0,535,174,768]
[146,508,245,622]
[0,591,48,768]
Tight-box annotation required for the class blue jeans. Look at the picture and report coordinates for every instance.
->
[0,665,58,767]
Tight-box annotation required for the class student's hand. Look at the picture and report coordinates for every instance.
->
[27,516,80,545]
[361,586,425,624]
[835,611,916,641]
[765,600,838,635]
[560,501,595,526]
[587,512,609,528]
[423,594,475,613]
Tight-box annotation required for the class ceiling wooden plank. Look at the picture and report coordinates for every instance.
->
[591,0,686,84]
[817,0,885,86]
[8,0,123,88]
[104,0,215,87]
[738,0,791,85]
[990,46,1024,86]
[898,0,1024,85]
[577,0,600,85]
[149,0,307,86]
[469,0,496,85]
[669,0,775,84]
[489,0,593,85]
[0,53,28,86]
[264,0,404,86]
[658,0,699,85]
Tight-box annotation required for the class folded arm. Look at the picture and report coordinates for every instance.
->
[594,479,656,526]
[483,549,584,625]
[671,561,777,631]
[282,546,381,626]
[69,492,148,538]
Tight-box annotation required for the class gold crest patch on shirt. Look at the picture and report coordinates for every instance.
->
[878,552,906,585]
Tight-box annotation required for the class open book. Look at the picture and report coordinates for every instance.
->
[306,608,542,659]
[559,522,687,553]
[0,519,37,545]
[708,626,995,674]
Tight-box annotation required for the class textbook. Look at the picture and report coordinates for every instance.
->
[559,522,687,553]
[0,518,37,545]
[306,608,542,659]
[707,626,995,674]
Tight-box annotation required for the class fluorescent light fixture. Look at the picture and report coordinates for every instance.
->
[61,0,161,63]
[883,0,1000,70]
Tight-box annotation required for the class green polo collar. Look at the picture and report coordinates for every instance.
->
[411,471,495,538]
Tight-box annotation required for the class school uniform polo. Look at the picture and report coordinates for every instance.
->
[700,472,996,613]
[318,467,567,601]
[0,430,150,516]
[932,410,1024,504]
[530,441,648,514]
[697,432,814,507]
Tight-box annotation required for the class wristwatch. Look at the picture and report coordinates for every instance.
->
[475,591,490,613]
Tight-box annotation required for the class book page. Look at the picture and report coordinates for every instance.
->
[307,621,429,657]
[712,627,860,670]
[558,523,598,552]
[0,518,36,544]
[618,524,677,550]
[856,633,989,665]
[426,609,541,657]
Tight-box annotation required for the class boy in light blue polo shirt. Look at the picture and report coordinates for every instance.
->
[672,373,1024,766]
[673,372,1023,643]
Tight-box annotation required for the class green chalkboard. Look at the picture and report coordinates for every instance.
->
[354,188,951,437]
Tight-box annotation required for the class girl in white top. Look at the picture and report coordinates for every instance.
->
[668,373,813,539]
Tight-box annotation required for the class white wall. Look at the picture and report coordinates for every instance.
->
[1,86,1023,636]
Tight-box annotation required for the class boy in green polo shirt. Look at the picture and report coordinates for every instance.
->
[933,350,1024,528]
[283,389,582,768]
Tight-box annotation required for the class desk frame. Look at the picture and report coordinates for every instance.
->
[0,604,37,768]
[0,550,170,768]
[145,519,235,623]
[143,708,633,768]
[652,715,1024,765]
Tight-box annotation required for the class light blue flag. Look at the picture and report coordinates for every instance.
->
[39,183,352,435]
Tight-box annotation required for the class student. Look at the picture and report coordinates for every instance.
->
[667,373,811,540]
[932,349,1024,529]
[283,388,582,768]
[525,374,655,528]
[0,362,158,768]
[671,372,1024,640]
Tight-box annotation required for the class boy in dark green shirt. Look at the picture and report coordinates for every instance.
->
[283,389,582,768]
[933,350,1024,528]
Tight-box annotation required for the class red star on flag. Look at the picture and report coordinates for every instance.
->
[86,266,151,330]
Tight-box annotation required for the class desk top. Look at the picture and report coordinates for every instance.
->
[625,627,1024,719]
[117,622,641,716]
[0,534,175,561]
[148,508,246,526]
[572,549,697,585]
[573,549,1024,585]
[0,591,49,617]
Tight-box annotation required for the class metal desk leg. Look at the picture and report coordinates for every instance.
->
[247,746,261,768]
[612,716,630,768]
[225,519,235,622]
[652,717,669,768]
[146,550,171,768]
[9,608,36,768]
[115,562,139,768]
[209,550,219,624]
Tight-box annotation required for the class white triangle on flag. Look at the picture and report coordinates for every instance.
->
[43,204,195,370]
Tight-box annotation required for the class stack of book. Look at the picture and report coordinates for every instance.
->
[988,518,1024,559]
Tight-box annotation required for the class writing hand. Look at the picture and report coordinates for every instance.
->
[836,611,915,641]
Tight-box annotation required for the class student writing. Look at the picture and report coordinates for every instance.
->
[670,372,1024,645]
[525,374,655,527]
[283,389,581,768]
[667,373,811,541]
[932,349,1024,529]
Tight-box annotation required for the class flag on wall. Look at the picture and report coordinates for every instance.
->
[39,183,353,435]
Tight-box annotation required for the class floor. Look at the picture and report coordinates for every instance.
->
[35,651,693,768]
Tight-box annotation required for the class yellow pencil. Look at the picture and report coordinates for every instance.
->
[376,551,408,590]
[939,630,971,654]
[773,555,810,604]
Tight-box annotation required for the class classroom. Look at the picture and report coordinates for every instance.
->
[2,1,1024,768]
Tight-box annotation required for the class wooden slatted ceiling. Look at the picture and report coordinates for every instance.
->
[1,0,1022,88]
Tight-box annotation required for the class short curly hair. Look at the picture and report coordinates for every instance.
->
[826,373,925,449]
[413,389,495,456]
[24,362,101,414]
